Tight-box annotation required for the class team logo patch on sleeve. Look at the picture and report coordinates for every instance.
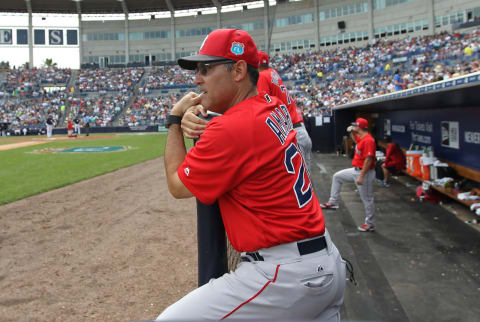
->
[231,42,245,55]
[184,167,190,176]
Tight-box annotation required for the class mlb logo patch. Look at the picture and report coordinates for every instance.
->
[231,42,244,55]
[184,167,190,176]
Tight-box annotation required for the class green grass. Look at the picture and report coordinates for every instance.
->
[0,133,193,205]
[0,136,33,145]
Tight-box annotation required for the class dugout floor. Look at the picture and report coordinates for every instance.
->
[311,153,480,322]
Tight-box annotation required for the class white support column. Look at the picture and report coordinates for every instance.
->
[165,0,176,62]
[212,0,222,28]
[125,14,129,64]
[216,6,222,29]
[119,0,130,65]
[25,0,33,67]
[368,0,374,42]
[170,14,176,62]
[78,13,82,67]
[314,0,320,50]
[264,0,270,54]
[429,0,436,35]
[76,1,83,68]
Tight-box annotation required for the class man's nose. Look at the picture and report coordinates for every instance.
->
[194,72,203,85]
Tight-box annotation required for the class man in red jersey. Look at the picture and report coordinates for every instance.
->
[320,118,377,232]
[159,28,345,320]
[257,51,312,171]
[379,135,406,187]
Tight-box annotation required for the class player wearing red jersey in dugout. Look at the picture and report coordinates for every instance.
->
[159,28,345,320]
[321,118,377,232]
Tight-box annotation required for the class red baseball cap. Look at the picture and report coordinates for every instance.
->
[178,29,259,70]
[258,50,269,66]
[352,118,368,129]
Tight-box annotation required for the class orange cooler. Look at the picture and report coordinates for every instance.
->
[406,150,423,176]
[420,156,436,181]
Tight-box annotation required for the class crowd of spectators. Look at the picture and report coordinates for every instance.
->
[285,28,480,116]
[0,93,68,134]
[75,68,143,93]
[137,66,193,94]
[1,28,479,131]
[69,93,130,127]
[1,67,71,97]
[117,94,179,126]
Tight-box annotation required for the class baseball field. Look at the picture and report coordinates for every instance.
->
[0,133,198,320]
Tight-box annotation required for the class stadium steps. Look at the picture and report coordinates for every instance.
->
[111,69,148,126]
[67,69,78,91]
[57,69,80,126]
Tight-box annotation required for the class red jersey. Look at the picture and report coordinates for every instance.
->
[352,134,376,169]
[178,93,325,252]
[257,68,303,125]
[384,143,406,171]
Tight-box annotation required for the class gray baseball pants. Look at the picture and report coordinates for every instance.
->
[295,123,312,173]
[156,229,345,320]
[328,167,376,227]
[46,124,53,138]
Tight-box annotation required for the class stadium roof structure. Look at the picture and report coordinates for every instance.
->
[0,0,253,14]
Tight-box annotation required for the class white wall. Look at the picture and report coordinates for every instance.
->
[0,13,79,68]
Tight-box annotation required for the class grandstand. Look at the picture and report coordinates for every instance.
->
[0,0,478,135]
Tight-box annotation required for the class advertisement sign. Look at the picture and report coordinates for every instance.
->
[384,118,391,136]
[441,121,459,149]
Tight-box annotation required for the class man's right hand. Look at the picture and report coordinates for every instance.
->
[181,105,208,139]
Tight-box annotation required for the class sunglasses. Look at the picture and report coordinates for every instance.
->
[195,60,236,76]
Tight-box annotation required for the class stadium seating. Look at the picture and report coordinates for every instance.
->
[1,28,479,131]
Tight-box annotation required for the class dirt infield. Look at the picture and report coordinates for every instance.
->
[0,135,118,151]
[0,158,197,321]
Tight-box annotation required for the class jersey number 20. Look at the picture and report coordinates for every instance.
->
[284,143,313,208]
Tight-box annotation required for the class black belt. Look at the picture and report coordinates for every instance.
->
[242,236,327,262]
[354,167,362,171]
[293,122,302,128]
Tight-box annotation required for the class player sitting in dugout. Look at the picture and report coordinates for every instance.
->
[379,135,406,187]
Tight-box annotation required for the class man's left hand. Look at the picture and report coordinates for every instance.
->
[181,105,208,139]
[356,176,363,185]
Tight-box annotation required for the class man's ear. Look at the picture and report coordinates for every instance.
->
[231,60,248,82]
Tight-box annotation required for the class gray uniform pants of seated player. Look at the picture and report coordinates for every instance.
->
[328,167,376,227]
[156,229,345,320]
[295,123,312,173]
